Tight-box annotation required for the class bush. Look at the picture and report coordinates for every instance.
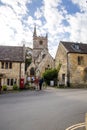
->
[43,69,58,85]
[2,85,7,91]
[24,82,30,89]
[13,84,18,90]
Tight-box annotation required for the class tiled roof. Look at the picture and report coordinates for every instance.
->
[61,41,87,54]
[0,46,24,62]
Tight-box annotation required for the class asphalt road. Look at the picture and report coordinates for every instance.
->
[0,87,87,130]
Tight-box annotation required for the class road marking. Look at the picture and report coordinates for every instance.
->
[66,122,85,130]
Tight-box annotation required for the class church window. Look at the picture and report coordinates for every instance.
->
[48,65,50,68]
[30,67,35,76]
[42,54,46,59]
[39,40,43,45]
[78,56,84,65]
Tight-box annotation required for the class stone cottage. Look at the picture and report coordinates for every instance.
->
[0,45,25,89]
[55,41,87,87]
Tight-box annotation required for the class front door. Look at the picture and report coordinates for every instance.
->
[0,78,1,86]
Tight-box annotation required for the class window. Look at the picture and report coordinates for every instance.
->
[78,56,84,65]
[74,44,79,50]
[7,79,10,86]
[9,62,12,69]
[7,79,14,86]
[62,74,65,82]
[42,54,46,59]
[5,62,8,69]
[1,62,4,69]
[11,79,13,85]
[1,62,12,69]
[72,44,80,50]
[39,40,43,45]
[30,67,35,76]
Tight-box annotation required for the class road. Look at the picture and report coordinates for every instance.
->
[0,87,87,130]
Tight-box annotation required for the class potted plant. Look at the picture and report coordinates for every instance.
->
[2,85,7,91]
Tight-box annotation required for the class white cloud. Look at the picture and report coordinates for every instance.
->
[65,12,87,43]
[0,0,33,47]
[0,0,87,58]
[71,0,87,12]
[0,0,32,16]
[34,8,43,19]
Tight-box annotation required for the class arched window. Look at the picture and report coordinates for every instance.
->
[30,67,35,76]
[42,54,46,59]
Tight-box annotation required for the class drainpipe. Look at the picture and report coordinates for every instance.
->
[67,52,70,87]
[19,62,21,87]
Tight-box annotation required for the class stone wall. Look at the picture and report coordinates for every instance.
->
[55,42,87,87]
[55,43,67,84]
[68,53,87,86]
[0,62,25,89]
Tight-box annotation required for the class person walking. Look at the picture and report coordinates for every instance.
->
[35,77,39,90]
[39,77,43,90]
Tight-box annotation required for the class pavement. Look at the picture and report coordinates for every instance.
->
[0,87,87,130]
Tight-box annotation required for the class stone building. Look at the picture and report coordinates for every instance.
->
[0,45,25,89]
[55,41,87,87]
[27,26,55,77]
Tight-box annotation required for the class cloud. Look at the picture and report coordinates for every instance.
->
[0,0,33,46]
[0,0,32,16]
[65,11,87,43]
[71,0,87,12]
[34,8,43,19]
[0,0,87,58]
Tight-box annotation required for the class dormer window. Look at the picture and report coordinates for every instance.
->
[74,44,79,50]
[72,43,80,51]
[39,40,43,45]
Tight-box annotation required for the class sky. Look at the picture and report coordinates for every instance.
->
[0,0,87,58]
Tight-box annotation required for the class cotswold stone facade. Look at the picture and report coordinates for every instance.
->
[27,26,54,77]
[0,45,25,89]
[55,41,87,87]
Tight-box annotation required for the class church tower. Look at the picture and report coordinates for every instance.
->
[32,26,48,62]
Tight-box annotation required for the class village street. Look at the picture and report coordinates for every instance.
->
[0,87,87,130]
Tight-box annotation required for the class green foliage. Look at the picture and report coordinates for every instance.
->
[2,85,7,91]
[24,82,30,89]
[13,84,18,90]
[57,63,62,72]
[25,58,32,71]
[43,69,58,85]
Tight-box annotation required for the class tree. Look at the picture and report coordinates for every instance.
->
[43,69,58,85]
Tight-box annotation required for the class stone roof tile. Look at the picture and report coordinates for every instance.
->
[0,46,24,62]
[61,41,87,54]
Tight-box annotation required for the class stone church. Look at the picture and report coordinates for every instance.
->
[27,26,55,77]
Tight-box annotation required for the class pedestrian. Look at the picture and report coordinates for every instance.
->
[39,77,43,90]
[35,77,39,90]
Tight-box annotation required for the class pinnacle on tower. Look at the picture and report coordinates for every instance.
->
[46,33,48,38]
[33,25,37,36]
